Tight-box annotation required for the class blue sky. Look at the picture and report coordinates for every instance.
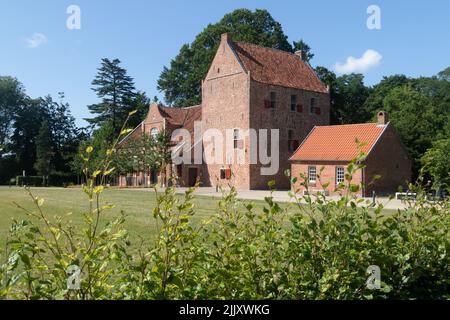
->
[0,0,449,126]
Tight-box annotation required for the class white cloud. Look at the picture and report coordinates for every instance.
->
[25,33,47,48]
[334,49,382,74]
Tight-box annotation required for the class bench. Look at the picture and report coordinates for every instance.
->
[395,192,417,200]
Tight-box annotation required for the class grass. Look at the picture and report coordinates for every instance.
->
[0,186,275,251]
[0,186,395,253]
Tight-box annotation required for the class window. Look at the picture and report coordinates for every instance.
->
[233,129,240,149]
[308,166,317,184]
[290,95,297,112]
[336,167,345,184]
[270,92,277,109]
[309,98,316,114]
[220,168,231,180]
[288,129,294,140]
[288,130,299,152]
[150,128,158,138]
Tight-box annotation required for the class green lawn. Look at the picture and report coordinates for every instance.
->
[0,186,271,251]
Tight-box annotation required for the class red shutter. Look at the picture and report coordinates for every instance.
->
[264,100,271,108]
[315,107,321,115]
[225,169,232,179]
[296,104,303,112]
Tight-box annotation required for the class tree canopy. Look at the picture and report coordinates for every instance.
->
[157,8,312,107]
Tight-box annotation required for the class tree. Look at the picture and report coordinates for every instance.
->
[363,75,411,120]
[437,66,450,81]
[157,9,302,107]
[34,121,53,181]
[293,39,314,62]
[0,76,26,156]
[10,98,45,175]
[421,138,450,192]
[383,85,439,177]
[333,73,371,124]
[86,58,136,134]
[116,130,173,186]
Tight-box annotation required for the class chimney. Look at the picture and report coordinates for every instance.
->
[295,50,305,61]
[377,111,389,125]
[221,33,232,43]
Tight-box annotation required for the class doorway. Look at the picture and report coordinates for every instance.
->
[188,167,198,187]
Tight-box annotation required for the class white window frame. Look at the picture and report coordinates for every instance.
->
[308,166,317,184]
[233,129,240,149]
[336,166,345,184]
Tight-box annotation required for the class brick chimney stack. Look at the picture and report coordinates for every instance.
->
[221,33,232,43]
[295,50,305,61]
[377,111,389,125]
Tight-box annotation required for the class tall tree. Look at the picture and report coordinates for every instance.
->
[421,137,450,192]
[333,73,371,124]
[437,66,450,81]
[34,121,53,178]
[157,8,302,107]
[0,76,26,155]
[86,58,136,133]
[383,85,439,177]
[363,75,411,120]
[293,39,314,62]
[10,98,45,175]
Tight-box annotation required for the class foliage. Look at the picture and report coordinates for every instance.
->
[333,73,371,124]
[1,147,448,300]
[34,121,52,177]
[115,129,173,185]
[86,58,137,134]
[293,40,314,62]
[157,8,311,107]
[0,76,26,154]
[421,137,450,191]
[383,85,446,176]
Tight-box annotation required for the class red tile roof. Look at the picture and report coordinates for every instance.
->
[232,41,328,93]
[290,123,388,161]
[158,104,202,135]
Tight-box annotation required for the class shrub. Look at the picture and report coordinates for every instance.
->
[1,125,448,300]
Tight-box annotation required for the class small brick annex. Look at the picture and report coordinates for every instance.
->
[289,111,412,197]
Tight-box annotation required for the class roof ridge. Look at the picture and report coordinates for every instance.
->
[315,122,380,128]
[234,41,297,57]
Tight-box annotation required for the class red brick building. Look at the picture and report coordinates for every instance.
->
[119,33,330,189]
[290,111,412,196]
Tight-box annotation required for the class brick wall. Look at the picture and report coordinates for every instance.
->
[291,161,363,196]
[201,34,252,189]
[249,81,330,189]
[364,124,412,196]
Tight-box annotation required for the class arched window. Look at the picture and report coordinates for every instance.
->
[150,128,158,138]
